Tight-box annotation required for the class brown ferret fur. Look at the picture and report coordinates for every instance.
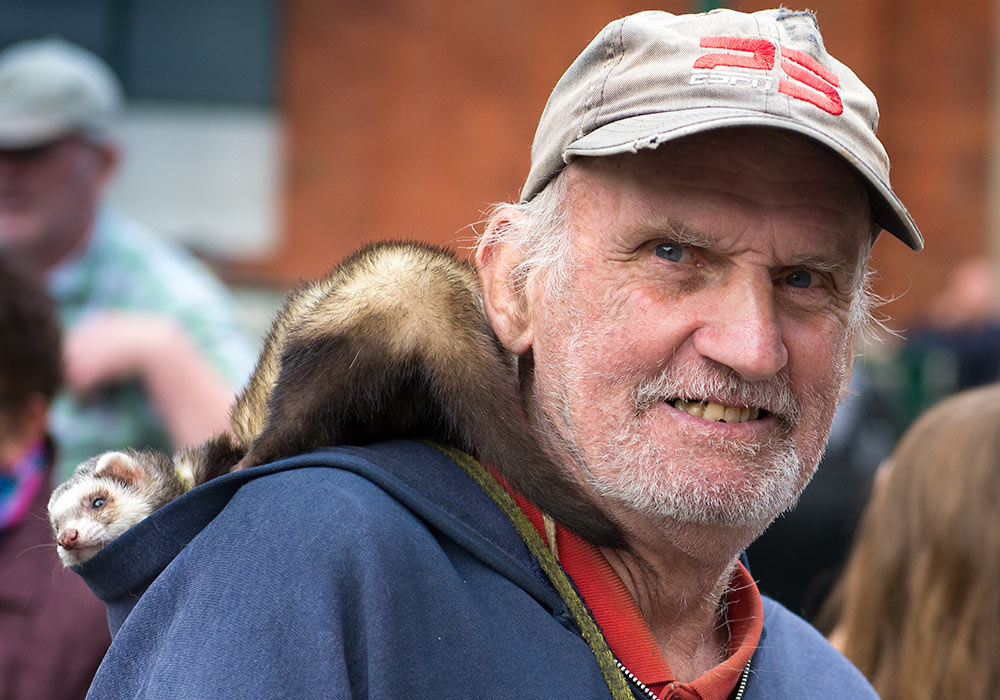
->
[49,241,623,566]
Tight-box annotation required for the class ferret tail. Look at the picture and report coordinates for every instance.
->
[230,272,342,447]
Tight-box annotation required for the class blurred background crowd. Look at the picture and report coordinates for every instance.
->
[0,1,997,700]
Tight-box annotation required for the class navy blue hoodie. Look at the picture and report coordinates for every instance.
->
[79,440,878,699]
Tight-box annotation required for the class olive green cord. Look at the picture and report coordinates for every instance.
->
[429,442,633,700]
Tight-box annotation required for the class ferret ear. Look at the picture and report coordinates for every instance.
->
[475,209,534,356]
[93,451,146,489]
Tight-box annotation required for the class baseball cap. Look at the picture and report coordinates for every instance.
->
[522,8,923,250]
[0,37,123,149]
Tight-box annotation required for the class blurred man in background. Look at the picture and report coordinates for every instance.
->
[0,252,109,700]
[0,37,256,479]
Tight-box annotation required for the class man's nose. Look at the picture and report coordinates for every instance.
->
[692,274,788,381]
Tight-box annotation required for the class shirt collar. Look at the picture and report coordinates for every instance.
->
[502,481,763,700]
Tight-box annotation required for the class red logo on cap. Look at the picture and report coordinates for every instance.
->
[693,36,843,116]
[694,37,775,71]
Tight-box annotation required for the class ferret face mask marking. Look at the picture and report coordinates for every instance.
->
[48,450,173,567]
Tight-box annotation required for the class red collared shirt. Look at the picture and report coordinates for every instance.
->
[507,487,762,700]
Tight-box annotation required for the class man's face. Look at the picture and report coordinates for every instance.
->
[0,136,111,268]
[523,129,870,534]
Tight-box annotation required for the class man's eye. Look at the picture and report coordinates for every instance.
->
[654,243,688,263]
[783,269,815,289]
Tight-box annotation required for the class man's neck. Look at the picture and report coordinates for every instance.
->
[598,514,753,683]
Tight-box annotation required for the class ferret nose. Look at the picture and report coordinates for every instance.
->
[58,529,79,549]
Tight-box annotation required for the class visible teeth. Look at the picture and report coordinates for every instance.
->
[672,399,761,423]
[702,402,725,421]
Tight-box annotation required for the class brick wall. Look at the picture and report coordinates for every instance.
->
[269,0,993,325]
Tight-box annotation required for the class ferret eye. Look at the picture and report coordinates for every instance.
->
[91,497,107,509]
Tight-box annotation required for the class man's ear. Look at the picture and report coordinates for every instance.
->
[91,141,121,193]
[475,210,534,356]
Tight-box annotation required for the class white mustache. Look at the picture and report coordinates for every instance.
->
[632,362,802,425]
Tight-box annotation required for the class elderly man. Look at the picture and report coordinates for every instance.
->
[0,38,255,479]
[79,9,918,699]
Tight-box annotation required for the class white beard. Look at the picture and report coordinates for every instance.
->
[541,333,842,532]
[586,413,812,529]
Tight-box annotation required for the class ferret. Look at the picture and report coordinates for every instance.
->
[49,438,240,567]
[48,451,170,568]
[49,240,624,566]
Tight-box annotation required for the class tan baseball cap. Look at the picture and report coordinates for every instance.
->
[522,8,922,250]
[0,37,123,149]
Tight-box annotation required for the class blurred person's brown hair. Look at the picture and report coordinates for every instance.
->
[0,248,111,700]
[822,382,1000,700]
[0,251,62,409]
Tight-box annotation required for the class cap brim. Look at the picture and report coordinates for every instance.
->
[564,108,923,251]
[0,114,75,149]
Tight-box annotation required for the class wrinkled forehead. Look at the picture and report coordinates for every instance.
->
[562,127,874,257]
[575,127,870,203]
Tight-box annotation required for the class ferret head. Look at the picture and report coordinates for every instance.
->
[48,451,160,567]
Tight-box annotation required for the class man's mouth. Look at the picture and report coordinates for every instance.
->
[669,398,763,423]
